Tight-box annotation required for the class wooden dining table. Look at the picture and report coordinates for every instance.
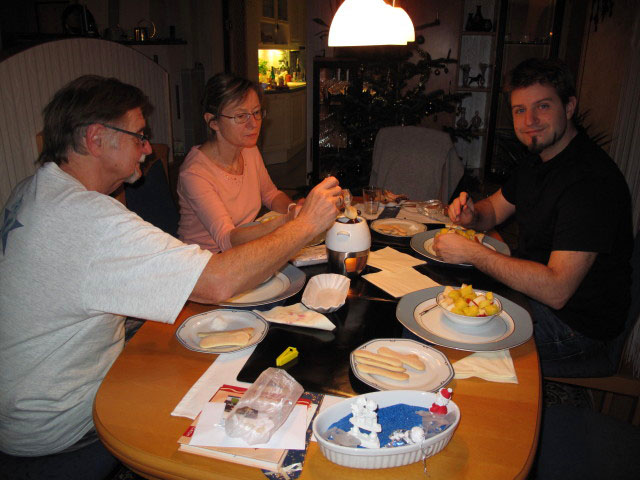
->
[94,222,541,480]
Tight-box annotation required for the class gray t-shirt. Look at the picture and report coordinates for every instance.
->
[0,163,212,456]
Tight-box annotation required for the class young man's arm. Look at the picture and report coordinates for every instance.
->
[447,190,515,232]
[435,233,596,309]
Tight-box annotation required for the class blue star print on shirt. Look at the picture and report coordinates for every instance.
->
[1,196,24,255]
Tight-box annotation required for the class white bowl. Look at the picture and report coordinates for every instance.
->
[313,390,460,469]
[436,290,502,327]
[301,274,350,313]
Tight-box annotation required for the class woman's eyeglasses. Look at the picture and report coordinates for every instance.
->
[217,109,267,124]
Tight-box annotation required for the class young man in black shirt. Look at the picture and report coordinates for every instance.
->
[434,58,633,377]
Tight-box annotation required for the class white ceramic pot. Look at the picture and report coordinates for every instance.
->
[326,216,371,253]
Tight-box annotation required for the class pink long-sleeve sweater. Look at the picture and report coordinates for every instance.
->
[177,146,281,253]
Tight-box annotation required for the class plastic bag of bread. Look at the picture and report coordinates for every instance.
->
[224,367,303,445]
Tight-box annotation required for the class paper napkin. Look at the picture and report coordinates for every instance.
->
[171,348,254,419]
[254,303,336,331]
[452,350,518,383]
[362,267,440,298]
[291,244,327,267]
[190,402,307,449]
[367,247,426,272]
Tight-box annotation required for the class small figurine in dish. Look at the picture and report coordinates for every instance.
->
[348,396,382,448]
[430,388,453,414]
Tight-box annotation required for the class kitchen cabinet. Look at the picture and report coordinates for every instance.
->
[260,0,289,46]
[260,87,306,165]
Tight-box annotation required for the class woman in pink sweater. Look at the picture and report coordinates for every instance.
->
[178,73,297,253]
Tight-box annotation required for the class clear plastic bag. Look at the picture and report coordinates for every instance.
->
[224,367,304,445]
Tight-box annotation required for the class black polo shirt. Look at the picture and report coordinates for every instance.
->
[501,131,633,340]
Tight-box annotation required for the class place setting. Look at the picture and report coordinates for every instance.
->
[410,225,511,267]
[396,285,533,352]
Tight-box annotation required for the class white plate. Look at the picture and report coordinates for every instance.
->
[218,264,306,308]
[175,309,269,354]
[350,338,454,392]
[396,287,533,352]
[370,218,427,238]
[410,230,510,267]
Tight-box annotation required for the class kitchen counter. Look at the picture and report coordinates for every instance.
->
[264,82,307,94]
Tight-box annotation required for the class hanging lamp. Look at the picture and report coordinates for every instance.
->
[328,0,415,47]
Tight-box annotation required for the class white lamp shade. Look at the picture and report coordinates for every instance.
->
[328,0,415,47]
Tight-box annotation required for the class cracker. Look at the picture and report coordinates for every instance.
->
[198,328,254,349]
[378,346,425,371]
[353,349,403,367]
[355,357,407,373]
[197,327,254,338]
[357,363,409,381]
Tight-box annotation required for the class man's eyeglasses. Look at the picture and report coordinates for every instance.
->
[101,124,150,144]
[217,109,266,124]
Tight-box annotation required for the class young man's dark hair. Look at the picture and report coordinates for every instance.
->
[38,75,153,165]
[503,57,576,106]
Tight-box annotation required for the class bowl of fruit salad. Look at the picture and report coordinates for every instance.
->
[436,284,502,327]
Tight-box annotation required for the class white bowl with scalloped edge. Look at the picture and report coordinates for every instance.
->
[301,274,350,313]
[312,390,460,469]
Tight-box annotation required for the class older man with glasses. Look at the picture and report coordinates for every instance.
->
[0,74,341,478]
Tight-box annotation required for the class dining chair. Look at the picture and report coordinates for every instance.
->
[369,126,465,203]
[123,143,179,237]
[545,232,640,426]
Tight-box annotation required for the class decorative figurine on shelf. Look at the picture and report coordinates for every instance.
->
[430,388,453,415]
[461,64,471,87]
[479,63,492,87]
[456,106,469,129]
[348,396,382,448]
[471,111,483,132]
[467,73,483,87]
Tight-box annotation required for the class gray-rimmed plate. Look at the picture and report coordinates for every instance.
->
[350,338,454,392]
[396,286,533,352]
[175,309,269,354]
[371,218,427,237]
[217,263,306,308]
[410,230,511,267]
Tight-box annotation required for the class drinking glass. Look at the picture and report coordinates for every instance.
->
[362,186,381,215]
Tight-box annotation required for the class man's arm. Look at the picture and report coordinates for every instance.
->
[448,190,515,231]
[434,233,596,309]
[190,177,341,304]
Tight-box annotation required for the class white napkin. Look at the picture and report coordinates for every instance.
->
[452,350,518,383]
[254,303,336,331]
[362,267,440,298]
[367,247,426,272]
[291,244,327,267]
[171,348,254,419]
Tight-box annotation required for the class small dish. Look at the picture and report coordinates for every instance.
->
[436,290,502,327]
[301,273,350,313]
[313,390,460,469]
[175,309,269,354]
[350,338,454,392]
